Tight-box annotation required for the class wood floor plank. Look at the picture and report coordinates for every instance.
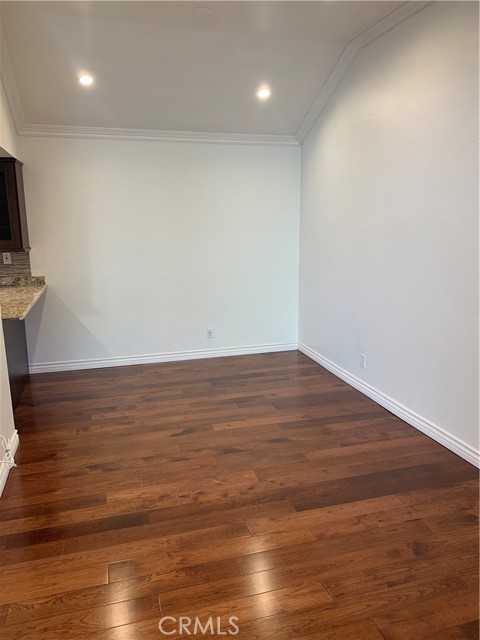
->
[6,567,201,626]
[460,620,480,640]
[1,351,477,639]
[163,560,332,610]
[376,590,479,640]
[1,594,160,640]
[0,565,109,606]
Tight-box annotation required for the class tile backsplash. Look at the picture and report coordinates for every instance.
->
[0,251,31,277]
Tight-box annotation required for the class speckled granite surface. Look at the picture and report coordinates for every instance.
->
[0,276,45,288]
[0,276,47,320]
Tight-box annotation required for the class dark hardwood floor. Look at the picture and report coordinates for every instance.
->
[0,350,478,639]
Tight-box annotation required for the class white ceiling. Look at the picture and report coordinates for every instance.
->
[1,1,410,141]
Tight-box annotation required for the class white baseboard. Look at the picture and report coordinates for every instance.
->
[298,342,480,469]
[0,429,19,498]
[27,340,479,468]
[29,342,298,374]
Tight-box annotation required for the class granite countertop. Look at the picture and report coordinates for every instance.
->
[0,276,47,320]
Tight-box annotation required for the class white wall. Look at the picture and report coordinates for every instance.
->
[2,1,478,471]
[0,319,17,494]
[299,2,479,462]
[0,78,18,158]
[0,66,19,494]
[19,136,300,368]
[1,0,18,156]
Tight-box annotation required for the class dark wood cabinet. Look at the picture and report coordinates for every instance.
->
[0,158,30,251]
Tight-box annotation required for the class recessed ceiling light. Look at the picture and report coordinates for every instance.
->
[78,73,94,86]
[195,7,213,17]
[256,85,271,100]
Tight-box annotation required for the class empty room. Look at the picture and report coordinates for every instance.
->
[0,1,478,639]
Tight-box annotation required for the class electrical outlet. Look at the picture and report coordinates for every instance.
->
[360,353,367,369]
[2,253,12,265]
[206,328,214,339]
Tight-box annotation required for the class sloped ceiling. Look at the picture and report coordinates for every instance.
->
[0,1,429,144]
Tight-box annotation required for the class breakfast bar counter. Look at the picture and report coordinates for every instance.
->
[0,276,47,320]
[0,276,47,407]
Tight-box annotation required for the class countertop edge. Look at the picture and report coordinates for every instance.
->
[18,285,47,321]
[4,285,48,321]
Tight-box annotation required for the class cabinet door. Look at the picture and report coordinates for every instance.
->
[0,162,22,250]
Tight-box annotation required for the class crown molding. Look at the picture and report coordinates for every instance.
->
[295,1,434,144]
[1,2,432,147]
[17,123,299,146]
[0,21,297,147]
